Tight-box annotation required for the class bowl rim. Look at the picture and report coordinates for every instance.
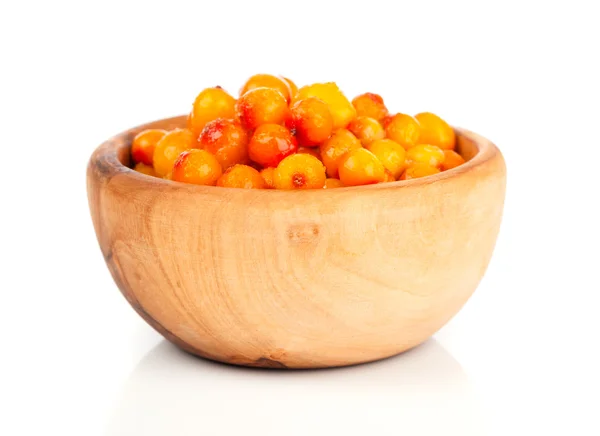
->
[88,115,502,194]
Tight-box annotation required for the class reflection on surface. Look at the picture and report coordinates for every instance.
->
[106,339,484,435]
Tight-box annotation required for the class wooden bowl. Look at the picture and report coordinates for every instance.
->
[87,115,506,369]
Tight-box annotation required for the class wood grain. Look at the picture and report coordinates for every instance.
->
[87,115,506,369]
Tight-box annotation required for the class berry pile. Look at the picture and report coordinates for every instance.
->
[131,74,465,189]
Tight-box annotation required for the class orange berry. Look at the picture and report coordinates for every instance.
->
[248,124,297,168]
[153,129,195,177]
[382,114,394,129]
[414,112,456,150]
[274,154,326,190]
[286,97,333,146]
[400,164,441,180]
[131,129,166,165]
[320,128,362,178]
[260,167,276,189]
[338,148,386,186]
[297,146,321,160]
[216,164,266,189]
[240,74,292,103]
[188,87,236,137]
[367,139,407,179]
[282,77,298,100]
[197,118,249,169]
[294,82,356,130]
[348,116,385,146]
[324,178,345,189]
[133,162,157,177]
[442,150,465,171]
[236,87,288,130]
[351,93,388,122]
[385,113,421,148]
[406,144,445,168]
[172,149,222,186]
[383,169,395,182]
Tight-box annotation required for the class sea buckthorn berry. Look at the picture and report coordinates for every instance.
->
[351,93,388,122]
[400,164,441,180]
[383,169,395,182]
[133,162,157,177]
[406,144,445,168]
[198,118,249,169]
[240,74,292,103]
[414,112,456,150]
[348,116,385,146]
[297,146,322,160]
[367,139,407,179]
[382,114,394,129]
[236,87,288,130]
[338,148,386,186]
[248,124,297,168]
[385,113,421,149]
[324,178,344,189]
[260,167,276,189]
[320,128,362,178]
[153,129,195,177]
[189,87,237,137]
[274,154,326,190]
[286,97,333,146]
[282,77,298,100]
[216,164,266,189]
[131,129,166,165]
[294,82,356,130]
[172,149,222,185]
[442,150,466,171]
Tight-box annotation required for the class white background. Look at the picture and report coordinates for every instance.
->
[1,1,599,435]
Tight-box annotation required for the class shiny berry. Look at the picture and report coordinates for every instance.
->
[274,154,326,190]
[385,113,421,148]
[260,167,276,189]
[441,150,465,171]
[248,124,297,168]
[153,129,195,177]
[172,149,222,185]
[188,87,236,137]
[240,74,292,103]
[351,93,388,122]
[320,128,362,178]
[198,118,249,169]
[338,148,386,186]
[348,116,385,146]
[236,87,288,130]
[367,138,407,179]
[294,82,356,130]
[216,164,266,189]
[406,144,445,168]
[131,129,166,165]
[415,112,456,150]
[286,97,333,146]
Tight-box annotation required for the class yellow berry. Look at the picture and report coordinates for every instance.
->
[320,128,362,178]
[274,154,326,190]
[414,112,456,150]
[441,150,465,171]
[348,116,385,146]
[406,144,445,168]
[400,164,441,180]
[260,167,276,189]
[385,113,420,148]
[153,129,195,177]
[216,164,266,189]
[172,149,222,185]
[367,139,407,179]
[294,82,356,130]
[338,148,386,186]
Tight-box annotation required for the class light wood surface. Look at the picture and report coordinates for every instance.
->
[87,115,506,369]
